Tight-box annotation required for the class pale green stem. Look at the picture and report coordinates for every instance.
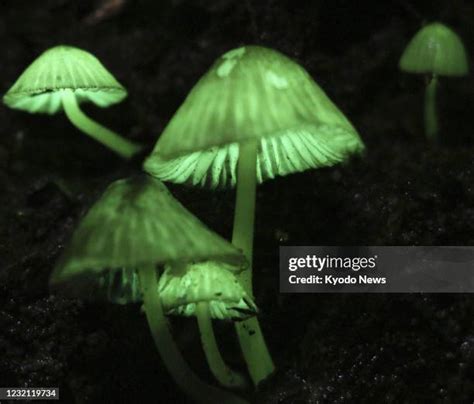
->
[424,74,438,142]
[196,302,248,389]
[61,89,142,159]
[138,265,248,404]
[232,139,275,386]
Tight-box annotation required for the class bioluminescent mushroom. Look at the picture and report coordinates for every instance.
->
[159,260,257,389]
[399,22,469,142]
[144,45,365,385]
[3,45,142,159]
[50,175,248,404]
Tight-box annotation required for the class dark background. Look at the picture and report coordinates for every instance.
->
[1,0,474,403]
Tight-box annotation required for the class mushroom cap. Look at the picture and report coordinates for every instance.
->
[159,261,257,320]
[50,175,246,295]
[399,22,469,76]
[3,45,127,115]
[144,45,364,188]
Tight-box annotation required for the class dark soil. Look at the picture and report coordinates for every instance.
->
[1,1,473,403]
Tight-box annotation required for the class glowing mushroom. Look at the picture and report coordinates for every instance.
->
[144,45,365,385]
[159,260,257,388]
[399,22,469,141]
[50,175,248,404]
[3,45,142,159]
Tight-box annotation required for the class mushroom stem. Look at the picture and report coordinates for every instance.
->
[138,265,248,404]
[61,89,142,159]
[424,74,439,142]
[232,139,275,386]
[232,139,257,276]
[196,302,248,389]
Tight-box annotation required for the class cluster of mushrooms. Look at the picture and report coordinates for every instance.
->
[2,21,468,403]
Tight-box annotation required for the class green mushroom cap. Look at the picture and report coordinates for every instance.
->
[399,22,469,76]
[159,261,257,320]
[50,175,246,298]
[144,45,364,188]
[3,45,127,115]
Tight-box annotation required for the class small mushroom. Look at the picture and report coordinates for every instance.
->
[144,45,364,385]
[3,45,142,159]
[160,261,257,320]
[50,175,248,404]
[399,22,469,141]
[159,260,257,389]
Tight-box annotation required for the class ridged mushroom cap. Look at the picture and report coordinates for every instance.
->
[3,45,127,114]
[50,175,246,297]
[144,45,364,188]
[399,23,469,76]
[159,261,257,320]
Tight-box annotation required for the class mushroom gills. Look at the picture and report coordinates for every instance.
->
[99,267,142,304]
